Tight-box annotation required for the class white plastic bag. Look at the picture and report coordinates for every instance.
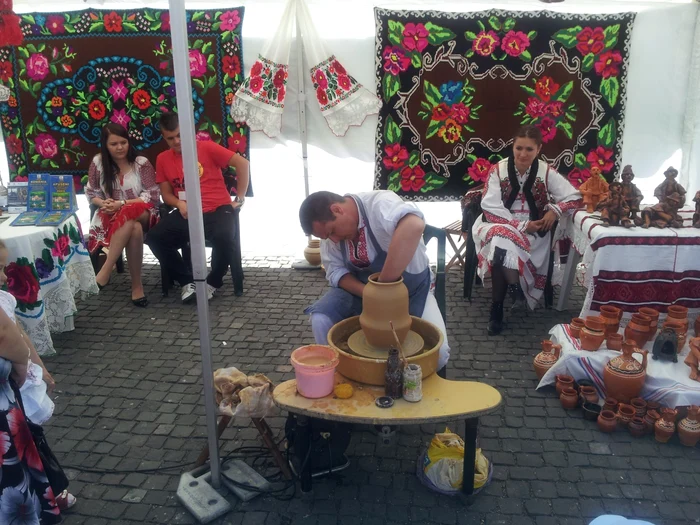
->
[20,362,54,425]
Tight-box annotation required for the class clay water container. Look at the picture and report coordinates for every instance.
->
[667,305,689,332]
[603,397,618,413]
[617,404,635,426]
[597,410,617,433]
[579,386,599,405]
[534,340,561,379]
[359,273,411,348]
[630,397,647,417]
[569,318,585,339]
[555,375,575,395]
[628,416,647,437]
[643,409,661,434]
[603,341,648,403]
[638,307,660,340]
[580,316,605,351]
[606,333,623,351]
[678,405,700,447]
[599,305,622,336]
[303,239,322,266]
[560,388,579,410]
[655,408,677,443]
[624,313,651,348]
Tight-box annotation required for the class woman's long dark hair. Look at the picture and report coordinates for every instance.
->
[100,123,136,198]
[513,124,543,146]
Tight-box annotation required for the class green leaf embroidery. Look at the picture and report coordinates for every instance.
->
[409,150,420,168]
[420,172,447,193]
[382,73,400,102]
[519,50,532,62]
[425,119,441,140]
[425,22,455,45]
[557,121,573,139]
[384,116,402,144]
[521,85,536,96]
[387,20,405,46]
[553,81,574,103]
[575,153,588,169]
[488,16,501,31]
[68,224,81,245]
[597,118,616,148]
[465,30,478,41]
[387,170,402,192]
[477,20,486,32]
[582,53,595,72]
[504,18,516,31]
[551,26,582,49]
[465,49,475,58]
[603,25,620,50]
[527,30,538,40]
[600,76,619,107]
[410,51,421,68]
[423,80,442,107]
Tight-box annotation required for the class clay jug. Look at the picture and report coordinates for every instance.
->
[654,408,677,443]
[360,273,411,348]
[599,305,621,336]
[662,320,686,350]
[606,333,623,351]
[303,239,322,266]
[678,405,700,447]
[638,307,660,339]
[667,305,689,332]
[603,342,648,403]
[534,341,561,379]
[579,386,599,405]
[643,409,661,434]
[560,387,579,410]
[617,403,635,426]
[569,318,585,339]
[555,375,575,395]
[580,316,605,351]
[624,314,651,348]
[597,410,617,433]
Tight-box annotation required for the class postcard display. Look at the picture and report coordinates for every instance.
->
[12,174,76,226]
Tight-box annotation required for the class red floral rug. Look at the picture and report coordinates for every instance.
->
[374,9,636,200]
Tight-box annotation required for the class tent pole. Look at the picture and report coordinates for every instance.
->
[168,0,221,487]
[295,0,310,240]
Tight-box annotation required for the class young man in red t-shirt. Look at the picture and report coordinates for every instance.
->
[146,113,249,303]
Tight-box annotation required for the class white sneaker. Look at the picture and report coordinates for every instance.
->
[181,283,196,303]
[207,284,217,300]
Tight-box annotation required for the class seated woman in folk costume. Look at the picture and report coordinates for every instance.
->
[86,123,160,307]
[472,125,582,335]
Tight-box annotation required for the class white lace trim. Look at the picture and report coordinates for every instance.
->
[230,96,283,138]
[322,88,381,137]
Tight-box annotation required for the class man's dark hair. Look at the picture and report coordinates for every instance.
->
[299,191,345,235]
[158,112,179,132]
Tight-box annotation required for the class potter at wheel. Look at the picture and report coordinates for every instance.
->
[347,329,424,358]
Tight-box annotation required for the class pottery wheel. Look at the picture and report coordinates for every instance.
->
[347,330,424,359]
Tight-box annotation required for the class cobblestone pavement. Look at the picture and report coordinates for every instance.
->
[44,260,700,525]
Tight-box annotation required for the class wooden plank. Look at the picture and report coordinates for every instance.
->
[273,373,502,426]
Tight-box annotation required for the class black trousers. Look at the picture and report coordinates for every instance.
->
[146,204,239,289]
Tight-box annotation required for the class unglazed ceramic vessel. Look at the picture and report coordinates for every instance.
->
[624,313,651,348]
[560,388,579,410]
[580,316,605,351]
[359,273,411,348]
[678,405,700,447]
[630,397,647,417]
[638,307,660,338]
[603,397,618,413]
[667,305,689,332]
[579,386,599,405]
[603,341,648,403]
[597,410,617,433]
[570,318,585,339]
[655,408,677,443]
[628,416,647,437]
[534,340,561,379]
[599,305,622,336]
[617,404,635,426]
[303,239,322,266]
[606,333,623,351]
[555,375,575,396]
[643,409,661,435]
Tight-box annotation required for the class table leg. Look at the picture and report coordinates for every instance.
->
[296,415,313,493]
[555,249,581,312]
[462,418,478,496]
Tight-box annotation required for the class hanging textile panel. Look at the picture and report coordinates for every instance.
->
[0,8,248,192]
[374,9,636,201]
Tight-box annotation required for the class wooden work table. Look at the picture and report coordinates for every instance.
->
[273,372,502,494]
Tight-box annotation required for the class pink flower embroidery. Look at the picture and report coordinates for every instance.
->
[107,79,127,102]
[467,158,492,183]
[587,146,614,173]
[27,54,49,81]
[338,75,352,91]
[219,10,241,31]
[547,101,564,118]
[400,166,426,192]
[189,49,208,78]
[567,168,591,189]
[110,109,131,127]
[46,15,65,35]
[249,76,263,93]
[34,133,58,159]
[450,103,471,125]
[313,69,328,90]
[382,144,409,170]
[196,131,211,141]
[473,31,500,56]
[538,117,557,143]
[402,23,429,53]
[382,46,410,76]
[501,30,530,57]
[594,50,622,79]
[525,97,548,119]
[576,27,605,56]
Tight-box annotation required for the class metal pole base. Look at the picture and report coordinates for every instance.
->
[177,469,231,524]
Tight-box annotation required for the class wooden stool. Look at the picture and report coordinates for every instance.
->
[443,220,466,272]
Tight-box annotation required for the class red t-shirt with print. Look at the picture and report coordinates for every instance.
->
[156,140,233,213]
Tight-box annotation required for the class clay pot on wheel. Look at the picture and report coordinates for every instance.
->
[654,408,678,443]
[560,388,579,410]
[597,410,617,433]
[624,313,652,348]
[534,340,562,379]
[303,239,322,266]
[580,317,606,351]
[678,405,700,447]
[628,416,647,437]
[359,273,411,348]
[604,341,648,403]
[556,375,575,395]
[606,333,623,351]
[570,318,585,339]
[600,305,622,336]
[667,305,689,332]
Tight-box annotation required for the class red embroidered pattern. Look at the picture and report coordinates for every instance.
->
[483,224,531,251]
[346,227,370,268]
[239,55,288,109]
[310,56,362,112]
[557,198,583,214]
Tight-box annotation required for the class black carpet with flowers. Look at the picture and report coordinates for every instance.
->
[0,8,248,192]
[373,8,636,201]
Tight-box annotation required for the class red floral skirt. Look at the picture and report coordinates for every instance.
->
[87,202,156,254]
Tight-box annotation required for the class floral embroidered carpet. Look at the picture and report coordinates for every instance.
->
[374,9,636,201]
[0,8,248,192]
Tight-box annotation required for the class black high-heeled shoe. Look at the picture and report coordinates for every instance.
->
[132,296,148,307]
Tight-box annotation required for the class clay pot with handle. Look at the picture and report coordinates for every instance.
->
[630,397,647,417]
[638,307,660,340]
[624,313,651,348]
[617,403,635,426]
[603,341,648,403]
[678,405,700,447]
[599,305,622,336]
[580,316,606,351]
[628,416,647,437]
[654,408,677,443]
[555,374,575,395]
[603,397,618,413]
[534,340,562,379]
[359,273,411,348]
[579,386,599,405]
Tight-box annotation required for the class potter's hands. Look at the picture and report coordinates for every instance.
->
[377,270,402,283]
[177,201,188,219]
[539,210,558,232]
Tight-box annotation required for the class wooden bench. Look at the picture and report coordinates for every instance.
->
[273,372,502,495]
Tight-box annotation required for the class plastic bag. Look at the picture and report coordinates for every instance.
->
[20,362,54,425]
[420,427,489,494]
[213,367,275,419]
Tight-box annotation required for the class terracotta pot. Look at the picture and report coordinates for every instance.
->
[606,333,623,351]
[555,375,575,396]
[303,239,322,266]
[639,307,660,338]
[600,305,622,336]
[603,397,618,413]
[667,305,689,332]
[570,318,585,339]
[630,397,647,417]
[646,400,661,413]
[581,316,605,351]
[359,273,411,348]
[579,386,599,405]
[534,341,562,379]
[678,405,700,447]
[628,416,647,437]
[662,320,687,350]
[560,387,579,410]
[617,403,635,426]
[643,409,661,434]
[603,342,648,403]
[654,408,677,443]
[582,402,602,421]
[597,410,618,433]
[695,316,700,338]
[624,314,652,348]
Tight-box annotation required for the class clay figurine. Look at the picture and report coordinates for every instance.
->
[596,181,633,228]
[654,166,686,207]
[620,165,644,225]
[640,192,684,229]
[579,167,609,213]
[693,191,700,228]
[685,337,700,382]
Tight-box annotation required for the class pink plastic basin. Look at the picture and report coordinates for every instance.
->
[290,345,339,399]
